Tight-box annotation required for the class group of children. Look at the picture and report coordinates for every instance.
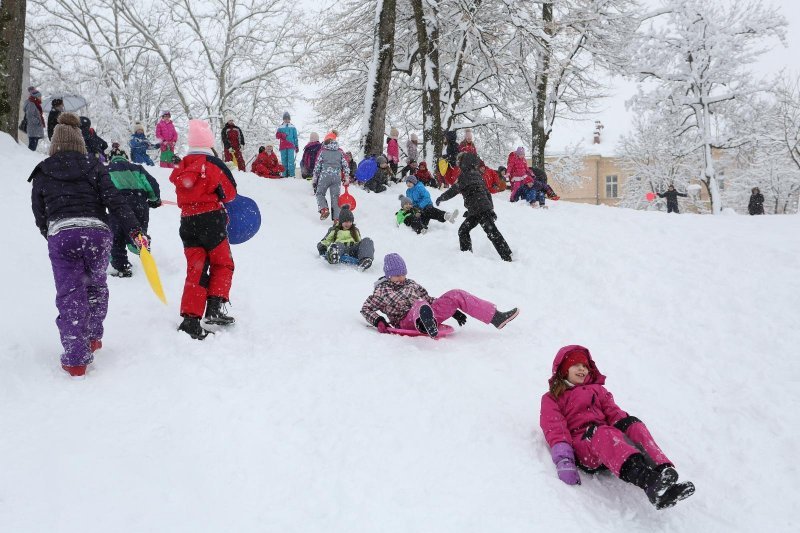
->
[28,114,695,511]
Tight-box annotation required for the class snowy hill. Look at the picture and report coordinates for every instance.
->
[1,135,798,532]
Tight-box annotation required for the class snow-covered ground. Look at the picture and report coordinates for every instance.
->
[1,135,798,532]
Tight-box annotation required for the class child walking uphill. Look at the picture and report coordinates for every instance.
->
[540,345,695,510]
[129,123,157,166]
[28,113,146,376]
[316,206,374,270]
[313,131,350,221]
[361,253,519,338]
[436,152,513,262]
[169,119,238,340]
[156,111,178,168]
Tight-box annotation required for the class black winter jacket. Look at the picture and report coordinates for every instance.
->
[748,193,765,215]
[437,152,494,218]
[47,110,61,140]
[29,151,140,238]
[221,124,245,150]
[658,189,687,208]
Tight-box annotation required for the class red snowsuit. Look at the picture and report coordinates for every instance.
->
[539,345,672,476]
[459,140,477,155]
[506,152,529,196]
[482,167,502,193]
[251,151,284,179]
[169,153,237,318]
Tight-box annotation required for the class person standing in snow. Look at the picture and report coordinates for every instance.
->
[47,98,64,141]
[506,147,529,198]
[28,112,146,376]
[444,130,459,169]
[313,130,350,221]
[387,127,400,177]
[316,206,374,270]
[458,128,477,155]
[406,133,419,164]
[129,123,157,166]
[276,111,299,178]
[404,173,458,227]
[300,132,323,181]
[361,253,519,338]
[540,345,695,509]
[155,110,178,169]
[169,119,238,340]
[748,187,765,215]
[436,152,513,262]
[658,184,688,214]
[106,151,161,278]
[23,87,46,151]
[221,115,246,171]
[251,144,284,179]
[78,116,108,161]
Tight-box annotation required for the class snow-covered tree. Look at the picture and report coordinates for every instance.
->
[0,0,27,139]
[361,0,397,158]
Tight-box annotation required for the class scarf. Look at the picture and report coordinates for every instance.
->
[28,96,45,127]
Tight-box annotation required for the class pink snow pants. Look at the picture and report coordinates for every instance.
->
[398,289,496,330]
[572,421,671,476]
[510,177,525,197]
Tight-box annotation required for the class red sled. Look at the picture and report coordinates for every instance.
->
[385,324,455,338]
[339,184,357,211]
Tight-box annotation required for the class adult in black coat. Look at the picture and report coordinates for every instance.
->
[436,152,513,261]
[658,185,687,213]
[47,98,64,140]
[444,130,459,168]
[748,187,765,215]
[79,116,109,159]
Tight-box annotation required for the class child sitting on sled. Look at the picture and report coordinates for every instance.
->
[360,253,519,338]
[540,345,695,510]
[251,144,284,179]
[316,206,374,270]
[396,195,427,234]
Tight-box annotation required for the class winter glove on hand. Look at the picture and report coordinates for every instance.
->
[130,232,150,251]
[551,442,581,485]
[148,200,162,209]
[435,197,442,206]
[452,310,467,326]
[374,317,390,333]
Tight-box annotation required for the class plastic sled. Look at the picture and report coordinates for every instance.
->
[645,192,656,202]
[355,158,378,183]
[386,324,455,338]
[226,194,261,244]
[339,254,359,265]
[438,158,449,177]
[339,184,357,211]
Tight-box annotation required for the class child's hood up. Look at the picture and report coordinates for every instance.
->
[548,345,606,388]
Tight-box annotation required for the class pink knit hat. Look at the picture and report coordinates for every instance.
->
[187,119,214,148]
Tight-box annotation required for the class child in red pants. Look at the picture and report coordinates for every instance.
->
[540,345,695,509]
[169,119,238,339]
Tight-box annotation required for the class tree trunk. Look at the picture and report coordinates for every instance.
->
[530,1,553,169]
[361,0,396,158]
[411,0,442,165]
[0,0,27,140]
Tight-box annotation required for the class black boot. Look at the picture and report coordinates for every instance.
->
[490,308,519,329]
[415,304,438,338]
[620,454,694,510]
[204,296,235,325]
[358,257,373,271]
[178,317,211,340]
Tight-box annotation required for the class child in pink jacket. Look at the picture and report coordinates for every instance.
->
[539,345,695,510]
[156,110,178,169]
[361,253,519,337]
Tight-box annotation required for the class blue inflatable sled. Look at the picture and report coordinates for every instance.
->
[355,157,378,183]
[226,194,261,245]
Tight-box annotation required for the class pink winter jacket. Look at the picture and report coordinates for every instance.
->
[387,138,399,163]
[506,152,528,179]
[539,345,628,448]
[156,119,178,144]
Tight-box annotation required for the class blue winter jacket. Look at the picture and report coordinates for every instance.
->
[129,132,154,163]
[406,181,433,209]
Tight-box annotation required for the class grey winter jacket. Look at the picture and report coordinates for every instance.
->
[24,100,45,139]
[312,140,349,185]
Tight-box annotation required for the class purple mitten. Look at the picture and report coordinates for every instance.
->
[551,442,581,485]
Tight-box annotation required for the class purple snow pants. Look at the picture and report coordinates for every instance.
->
[47,227,113,367]
[398,289,496,330]
[572,422,672,476]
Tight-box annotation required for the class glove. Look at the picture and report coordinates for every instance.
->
[130,231,150,251]
[435,197,442,206]
[148,200,162,209]
[452,310,467,326]
[551,195,560,201]
[551,442,581,485]
[375,317,390,333]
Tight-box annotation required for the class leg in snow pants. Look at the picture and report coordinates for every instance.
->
[281,149,296,177]
[398,289,496,330]
[458,212,512,261]
[178,210,235,318]
[109,199,149,272]
[572,419,672,476]
[420,204,447,225]
[328,239,375,263]
[48,227,113,367]
[315,174,341,220]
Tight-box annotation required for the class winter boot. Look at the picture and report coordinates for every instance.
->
[620,454,694,510]
[110,266,133,278]
[89,339,102,353]
[445,209,459,223]
[178,316,211,340]
[490,308,519,329]
[358,257,373,271]
[415,304,438,338]
[326,245,340,265]
[204,296,235,326]
[319,207,330,220]
[62,364,87,377]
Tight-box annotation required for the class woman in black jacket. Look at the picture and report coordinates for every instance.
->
[47,98,64,140]
[436,152,513,262]
[748,187,765,215]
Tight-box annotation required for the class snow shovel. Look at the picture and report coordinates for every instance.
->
[138,245,167,305]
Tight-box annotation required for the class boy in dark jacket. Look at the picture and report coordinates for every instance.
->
[79,116,109,161]
[396,195,427,234]
[29,113,145,376]
[658,185,687,214]
[47,98,63,140]
[436,152,513,262]
[107,152,162,277]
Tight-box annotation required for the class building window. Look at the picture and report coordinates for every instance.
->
[605,175,618,198]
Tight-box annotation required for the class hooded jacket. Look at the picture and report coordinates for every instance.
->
[156,118,178,144]
[312,140,349,184]
[301,140,323,177]
[79,117,108,156]
[539,345,628,448]
[405,180,433,209]
[360,277,435,327]
[506,152,528,179]
[169,153,237,217]
[437,152,494,217]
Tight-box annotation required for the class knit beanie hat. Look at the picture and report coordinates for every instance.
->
[404,174,418,185]
[464,128,473,141]
[383,253,407,277]
[410,132,418,143]
[28,86,41,98]
[310,132,319,142]
[133,122,144,133]
[398,195,413,208]
[390,127,399,139]
[161,110,171,118]
[224,114,235,125]
[515,146,525,156]
[376,155,388,167]
[49,112,86,156]
[282,111,291,121]
[559,349,589,377]
[324,130,338,142]
[338,205,354,224]
[187,119,215,148]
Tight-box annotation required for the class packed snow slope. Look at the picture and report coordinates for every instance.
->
[1,134,798,533]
